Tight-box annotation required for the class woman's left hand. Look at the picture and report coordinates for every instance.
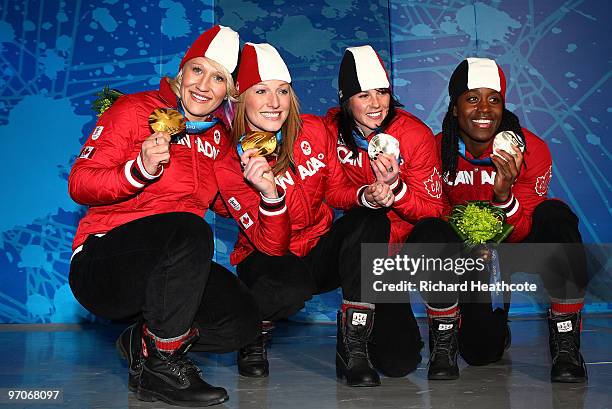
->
[491,145,523,202]
[371,154,399,185]
[364,182,394,208]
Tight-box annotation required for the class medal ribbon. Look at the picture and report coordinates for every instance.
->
[351,127,382,152]
[177,99,219,134]
[352,130,370,152]
[353,127,403,163]
[488,245,504,311]
[457,137,492,165]
[236,130,282,157]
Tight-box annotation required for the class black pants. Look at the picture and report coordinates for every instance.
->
[237,208,423,377]
[406,200,588,365]
[69,212,260,353]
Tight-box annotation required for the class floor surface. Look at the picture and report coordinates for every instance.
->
[0,316,610,408]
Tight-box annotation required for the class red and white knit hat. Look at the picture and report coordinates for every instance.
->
[448,57,506,102]
[179,25,239,74]
[338,45,390,103]
[236,43,292,95]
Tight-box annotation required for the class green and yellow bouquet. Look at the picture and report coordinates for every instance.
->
[91,86,124,117]
[448,201,514,248]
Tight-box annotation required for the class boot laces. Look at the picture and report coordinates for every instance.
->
[243,332,269,359]
[431,328,456,361]
[553,331,579,363]
[134,355,145,371]
[167,353,202,380]
[346,334,369,359]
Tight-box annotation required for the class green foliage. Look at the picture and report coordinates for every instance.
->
[91,86,124,117]
[448,201,514,247]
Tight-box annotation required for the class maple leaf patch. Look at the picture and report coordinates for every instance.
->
[535,166,552,196]
[424,167,443,198]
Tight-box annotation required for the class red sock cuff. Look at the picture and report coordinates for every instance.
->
[341,300,374,314]
[427,304,459,319]
[143,326,198,353]
[551,301,583,315]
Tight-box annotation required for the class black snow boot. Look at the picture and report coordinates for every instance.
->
[237,321,273,378]
[336,308,380,387]
[427,316,460,380]
[137,329,229,406]
[549,311,587,383]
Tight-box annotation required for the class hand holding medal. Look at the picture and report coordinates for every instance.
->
[490,131,525,203]
[237,131,281,198]
[240,147,278,199]
[139,108,186,175]
[367,133,400,162]
[148,108,186,142]
[368,133,401,185]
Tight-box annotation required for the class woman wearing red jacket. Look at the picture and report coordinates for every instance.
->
[324,45,445,378]
[68,26,261,406]
[409,58,588,383]
[214,43,394,386]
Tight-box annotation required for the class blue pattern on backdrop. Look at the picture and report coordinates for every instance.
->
[0,0,217,323]
[0,0,609,323]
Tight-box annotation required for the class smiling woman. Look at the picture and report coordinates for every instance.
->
[167,58,235,123]
[323,44,444,379]
[179,59,228,120]
[213,42,397,385]
[405,57,590,383]
[232,43,300,176]
[453,87,503,158]
[349,88,391,136]
[67,25,263,407]
[243,80,291,131]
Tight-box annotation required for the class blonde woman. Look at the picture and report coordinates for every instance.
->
[68,26,260,406]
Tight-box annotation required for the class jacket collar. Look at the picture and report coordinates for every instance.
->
[158,78,178,108]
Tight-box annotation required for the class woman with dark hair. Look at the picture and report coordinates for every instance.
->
[68,26,262,406]
[324,45,445,378]
[214,42,395,387]
[409,57,588,383]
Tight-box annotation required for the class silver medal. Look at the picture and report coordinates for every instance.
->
[368,133,400,161]
[492,131,525,157]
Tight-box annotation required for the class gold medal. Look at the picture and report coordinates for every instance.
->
[241,131,278,157]
[368,133,400,161]
[148,108,186,136]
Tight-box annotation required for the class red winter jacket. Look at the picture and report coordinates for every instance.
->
[214,114,368,265]
[69,79,232,250]
[436,128,552,242]
[323,108,444,245]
